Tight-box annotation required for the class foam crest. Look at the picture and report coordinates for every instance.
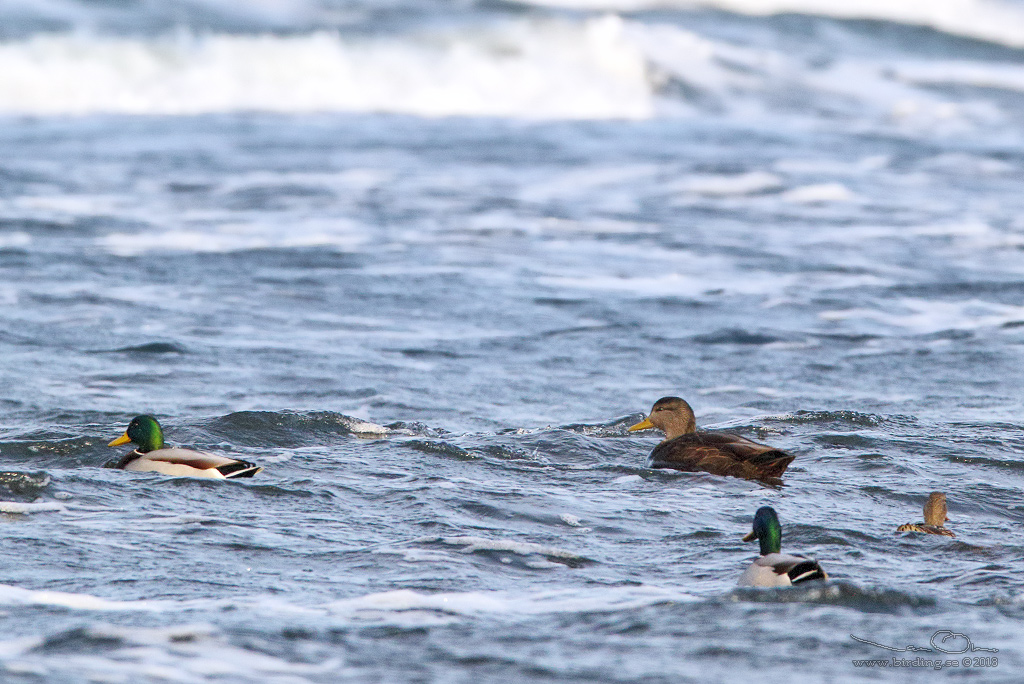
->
[896,60,1024,93]
[521,0,1024,49]
[0,584,166,611]
[0,17,652,119]
[820,298,1024,333]
[537,271,800,298]
[0,500,64,514]
[628,21,1004,131]
[676,172,783,197]
[426,535,586,560]
[0,582,697,627]
[328,585,695,617]
[0,16,1016,131]
[100,219,368,255]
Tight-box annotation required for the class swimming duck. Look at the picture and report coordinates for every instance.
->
[738,506,828,587]
[627,397,795,481]
[108,415,261,479]
[895,492,954,537]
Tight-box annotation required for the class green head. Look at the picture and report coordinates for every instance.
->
[108,415,164,452]
[743,506,782,555]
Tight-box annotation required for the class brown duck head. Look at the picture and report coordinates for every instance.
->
[627,396,697,440]
[923,491,949,526]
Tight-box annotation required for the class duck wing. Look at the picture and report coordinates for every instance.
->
[128,448,262,479]
[650,432,795,480]
[738,553,828,587]
[895,523,955,537]
[781,556,828,584]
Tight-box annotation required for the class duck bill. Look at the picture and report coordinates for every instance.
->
[742,531,757,542]
[627,418,654,432]
[108,432,132,447]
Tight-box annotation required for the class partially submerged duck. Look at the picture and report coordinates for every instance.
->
[628,397,795,481]
[896,492,954,537]
[738,506,828,587]
[108,415,261,479]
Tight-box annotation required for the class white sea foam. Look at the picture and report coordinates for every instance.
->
[339,416,391,436]
[538,217,659,234]
[781,220,1024,258]
[0,194,127,215]
[425,535,585,560]
[618,19,1003,132]
[0,501,64,514]
[696,385,750,395]
[0,232,31,249]
[537,271,800,298]
[374,548,463,563]
[916,153,1013,175]
[517,164,663,204]
[519,0,1024,49]
[99,218,368,255]
[0,584,166,611]
[780,183,856,204]
[560,513,585,527]
[0,17,652,119]
[0,14,1016,132]
[820,298,1024,333]
[774,156,890,176]
[896,60,1024,94]
[0,581,693,633]
[328,585,694,617]
[676,172,783,197]
[615,20,994,132]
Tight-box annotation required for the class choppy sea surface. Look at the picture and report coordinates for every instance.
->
[2,0,1024,681]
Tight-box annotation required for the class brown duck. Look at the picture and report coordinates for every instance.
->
[895,492,954,537]
[627,397,795,481]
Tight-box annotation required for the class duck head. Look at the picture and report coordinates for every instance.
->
[627,396,697,440]
[108,415,164,453]
[743,506,782,556]
[923,492,949,526]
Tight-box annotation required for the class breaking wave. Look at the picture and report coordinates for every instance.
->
[0,17,652,119]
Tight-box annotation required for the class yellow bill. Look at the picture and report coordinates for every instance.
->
[627,418,654,432]
[108,432,132,447]
[742,531,756,542]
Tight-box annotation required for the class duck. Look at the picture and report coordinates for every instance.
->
[738,506,828,587]
[108,415,261,479]
[895,492,954,537]
[627,397,795,481]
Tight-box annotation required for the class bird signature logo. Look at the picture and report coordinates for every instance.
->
[850,631,998,654]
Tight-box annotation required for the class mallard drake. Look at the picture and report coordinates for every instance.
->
[738,506,828,587]
[108,415,261,479]
[627,397,795,481]
[895,492,954,537]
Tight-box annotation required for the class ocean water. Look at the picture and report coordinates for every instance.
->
[1,0,1024,681]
